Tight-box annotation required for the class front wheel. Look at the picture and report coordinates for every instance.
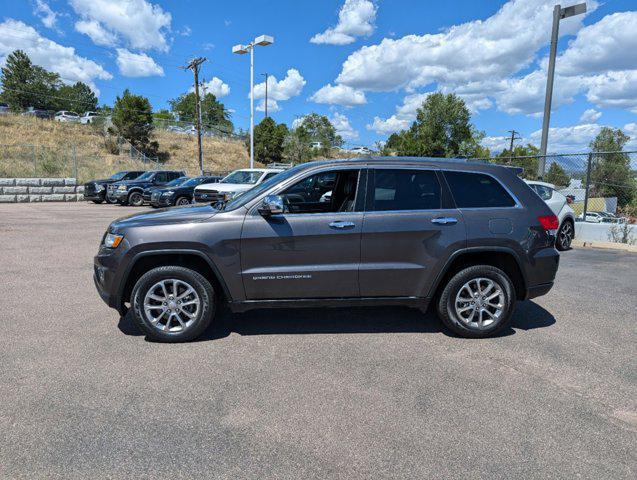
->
[556,220,573,251]
[105,195,118,204]
[131,266,216,342]
[127,191,144,207]
[437,265,516,338]
[175,196,191,206]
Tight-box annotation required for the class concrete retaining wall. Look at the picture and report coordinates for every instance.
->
[574,222,636,243]
[0,178,84,202]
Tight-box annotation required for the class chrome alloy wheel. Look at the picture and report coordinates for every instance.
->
[143,279,200,333]
[559,222,573,249]
[454,277,504,330]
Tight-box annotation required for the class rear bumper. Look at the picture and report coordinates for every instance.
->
[526,282,554,300]
[524,247,560,300]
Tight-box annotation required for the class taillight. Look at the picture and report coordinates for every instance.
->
[538,215,559,231]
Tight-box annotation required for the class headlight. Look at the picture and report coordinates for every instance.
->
[117,185,127,191]
[104,233,124,248]
[222,192,236,201]
[162,190,174,196]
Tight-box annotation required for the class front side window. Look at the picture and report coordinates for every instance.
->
[371,169,441,211]
[444,171,516,208]
[281,170,359,214]
[221,170,263,185]
[154,172,168,183]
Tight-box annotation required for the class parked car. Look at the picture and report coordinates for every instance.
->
[525,180,575,251]
[83,171,147,204]
[94,158,560,342]
[193,168,283,204]
[80,112,100,124]
[142,176,190,204]
[149,175,223,207]
[349,146,373,155]
[54,111,80,122]
[108,170,186,206]
[22,108,53,119]
[310,141,322,149]
[0,102,9,114]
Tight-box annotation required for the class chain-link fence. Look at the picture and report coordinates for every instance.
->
[473,151,637,224]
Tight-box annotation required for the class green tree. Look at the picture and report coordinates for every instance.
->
[495,144,540,180]
[153,109,174,120]
[283,126,312,164]
[544,162,570,188]
[56,82,98,113]
[0,50,61,111]
[252,117,288,164]
[387,93,477,157]
[112,89,158,156]
[295,113,343,155]
[169,92,233,133]
[589,127,635,207]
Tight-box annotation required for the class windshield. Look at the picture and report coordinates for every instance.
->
[109,172,128,181]
[223,167,300,211]
[221,170,264,185]
[165,176,189,187]
[182,177,207,187]
[135,171,155,181]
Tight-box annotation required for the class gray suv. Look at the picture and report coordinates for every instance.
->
[94,158,560,342]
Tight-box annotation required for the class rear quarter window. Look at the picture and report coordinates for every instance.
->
[444,171,516,208]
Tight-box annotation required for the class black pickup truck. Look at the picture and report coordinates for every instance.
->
[83,171,146,204]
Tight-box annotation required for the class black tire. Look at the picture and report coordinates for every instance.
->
[91,199,104,204]
[131,266,216,342]
[175,196,191,206]
[105,195,118,205]
[437,265,516,338]
[128,191,144,207]
[556,219,574,251]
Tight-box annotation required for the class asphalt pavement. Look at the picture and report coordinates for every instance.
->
[1,203,635,479]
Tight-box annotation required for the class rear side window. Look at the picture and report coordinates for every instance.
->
[444,171,516,208]
[533,185,553,201]
[372,169,441,211]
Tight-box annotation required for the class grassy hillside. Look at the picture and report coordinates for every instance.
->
[0,114,249,182]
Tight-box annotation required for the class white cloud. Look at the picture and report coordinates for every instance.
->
[530,123,602,153]
[335,0,595,92]
[256,99,280,113]
[115,48,164,77]
[190,77,230,98]
[311,0,377,45]
[481,136,515,154]
[586,70,637,113]
[70,0,172,51]
[330,112,359,140]
[309,84,366,106]
[623,123,637,150]
[75,20,118,47]
[253,69,306,111]
[177,26,191,37]
[579,109,601,123]
[367,92,431,135]
[33,0,59,29]
[0,19,112,93]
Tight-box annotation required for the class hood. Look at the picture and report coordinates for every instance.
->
[196,182,253,193]
[110,204,217,231]
[89,178,117,185]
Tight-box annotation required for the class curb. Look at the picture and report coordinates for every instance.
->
[571,239,637,252]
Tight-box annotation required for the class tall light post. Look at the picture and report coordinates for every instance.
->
[232,35,274,169]
[538,3,586,178]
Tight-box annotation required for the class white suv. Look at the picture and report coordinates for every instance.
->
[193,168,284,203]
[80,112,100,124]
[54,111,80,123]
[525,180,575,250]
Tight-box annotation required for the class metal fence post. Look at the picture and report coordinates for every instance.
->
[582,152,593,222]
[73,144,78,180]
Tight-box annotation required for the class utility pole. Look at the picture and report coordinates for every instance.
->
[507,129,521,161]
[182,57,207,175]
[199,78,207,172]
[261,73,269,118]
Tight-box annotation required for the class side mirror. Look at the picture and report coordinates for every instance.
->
[258,195,284,216]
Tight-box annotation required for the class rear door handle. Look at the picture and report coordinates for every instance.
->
[329,221,355,229]
[431,217,458,225]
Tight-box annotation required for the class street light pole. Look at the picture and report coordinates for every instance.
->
[262,73,269,118]
[233,35,274,169]
[538,2,586,178]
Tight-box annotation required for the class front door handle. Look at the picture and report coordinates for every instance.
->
[329,221,355,229]
[431,217,458,225]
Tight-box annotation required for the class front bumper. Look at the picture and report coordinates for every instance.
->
[150,192,174,207]
[83,192,105,201]
[194,190,222,203]
[108,189,129,202]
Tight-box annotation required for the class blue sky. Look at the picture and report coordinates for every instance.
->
[1,0,636,152]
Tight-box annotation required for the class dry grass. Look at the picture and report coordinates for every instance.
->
[0,114,249,182]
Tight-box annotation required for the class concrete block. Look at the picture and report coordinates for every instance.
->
[64,178,78,186]
[29,186,53,194]
[0,178,16,186]
[41,194,65,202]
[75,186,85,194]
[14,178,41,187]
[29,195,42,202]
[41,178,65,187]
[53,186,76,194]
[64,194,80,202]
[2,186,29,194]
[0,195,16,203]
[15,195,29,203]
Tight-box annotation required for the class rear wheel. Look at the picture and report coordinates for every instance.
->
[128,191,144,207]
[175,196,191,206]
[556,219,573,251]
[131,266,216,342]
[437,265,516,338]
